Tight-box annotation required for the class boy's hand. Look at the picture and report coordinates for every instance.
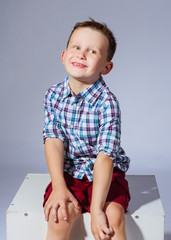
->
[44,187,81,222]
[91,210,113,240]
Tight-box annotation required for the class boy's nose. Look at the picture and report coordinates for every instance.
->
[77,50,86,60]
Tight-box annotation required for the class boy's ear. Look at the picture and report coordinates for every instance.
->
[61,50,66,64]
[101,62,113,75]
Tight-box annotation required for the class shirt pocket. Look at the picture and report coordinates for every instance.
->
[78,114,99,146]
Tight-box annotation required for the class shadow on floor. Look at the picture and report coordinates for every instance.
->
[126,175,160,214]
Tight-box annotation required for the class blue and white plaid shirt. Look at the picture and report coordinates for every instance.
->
[43,76,130,181]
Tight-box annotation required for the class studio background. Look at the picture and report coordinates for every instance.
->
[0,0,171,239]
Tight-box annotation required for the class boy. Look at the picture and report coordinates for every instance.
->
[43,19,130,240]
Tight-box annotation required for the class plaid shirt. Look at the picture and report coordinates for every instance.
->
[43,76,130,181]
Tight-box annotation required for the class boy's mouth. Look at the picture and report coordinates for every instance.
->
[71,62,87,68]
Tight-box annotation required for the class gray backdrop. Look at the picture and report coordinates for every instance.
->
[0,0,171,239]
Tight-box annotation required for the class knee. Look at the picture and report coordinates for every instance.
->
[110,213,125,232]
[48,202,81,234]
[106,202,125,232]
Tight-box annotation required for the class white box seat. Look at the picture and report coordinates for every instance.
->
[6,174,165,240]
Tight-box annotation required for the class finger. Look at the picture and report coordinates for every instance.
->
[51,203,59,222]
[109,226,114,234]
[92,229,101,240]
[95,233,101,240]
[92,232,99,240]
[70,196,80,209]
[102,226,113,235]
[60,202,68,221]
[44,201,53,221]
[99,230,106,240]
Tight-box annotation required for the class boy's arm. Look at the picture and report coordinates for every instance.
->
[90,151,114,239]
[44,138,80,222]
[45,138,65,189]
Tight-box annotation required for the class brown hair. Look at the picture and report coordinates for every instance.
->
[66,18,117,61]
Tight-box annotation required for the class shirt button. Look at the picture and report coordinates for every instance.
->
[70,125,74,128]
[77,143,81,147]
[73,104,76,108]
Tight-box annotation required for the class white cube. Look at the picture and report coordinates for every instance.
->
[6,174,165,240]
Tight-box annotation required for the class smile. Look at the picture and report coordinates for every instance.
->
[71,62,87,68]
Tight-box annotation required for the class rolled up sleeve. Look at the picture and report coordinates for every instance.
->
[43,89,65,143]
[97,98,121,161]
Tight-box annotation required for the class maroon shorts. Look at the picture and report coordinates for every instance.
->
[43,168,130,213]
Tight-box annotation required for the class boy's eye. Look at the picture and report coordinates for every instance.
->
[74,46,80,50]
[89,50,96,54]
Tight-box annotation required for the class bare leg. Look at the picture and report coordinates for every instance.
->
[104,202,127,240]
[46,202,81,240]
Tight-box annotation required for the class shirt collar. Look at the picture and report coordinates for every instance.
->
[62,75,106,105]
[80,76,106,106]
[62,75,72,99]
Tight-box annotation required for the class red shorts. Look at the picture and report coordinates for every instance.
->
[43,168,130,213]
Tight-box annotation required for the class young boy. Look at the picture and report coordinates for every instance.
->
[43,19,130,240]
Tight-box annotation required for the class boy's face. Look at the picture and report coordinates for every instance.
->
[61,27,113,85]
